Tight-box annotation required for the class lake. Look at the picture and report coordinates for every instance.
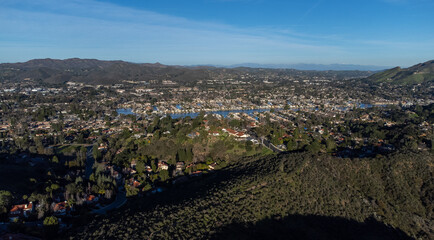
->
[117,108,272,119]
[117,108,135,115]
[170,109,272,119]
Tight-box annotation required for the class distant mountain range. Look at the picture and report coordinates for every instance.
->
[367,60,434,85]
[1,58,432,85]
[218,63,392,71]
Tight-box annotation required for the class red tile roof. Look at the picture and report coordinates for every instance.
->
[10,203,33,213]
[53,201,68,212]
[87,195,96,202]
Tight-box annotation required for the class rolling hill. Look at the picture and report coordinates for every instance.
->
[2,58,432,86]
[224,63,390,71]
[367,60,434,85]
[0,58,206,85]
[69,151,433,239]
[0,58,373,85]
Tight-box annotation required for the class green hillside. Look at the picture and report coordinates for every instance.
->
[70,151,433,239]
[368,60,434,85]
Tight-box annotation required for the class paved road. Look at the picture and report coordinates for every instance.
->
[92,188,127,215]
[0,221,44,230]
[48,143,92,148]
[260,138,284,153]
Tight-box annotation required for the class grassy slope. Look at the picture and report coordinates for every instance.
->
[368,60,434,85]
[70,151,433,240]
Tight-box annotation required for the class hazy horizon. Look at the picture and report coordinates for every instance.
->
[0,57,398,71]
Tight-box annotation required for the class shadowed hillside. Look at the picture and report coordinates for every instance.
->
[211,215,412,240]
[68,151,433,239]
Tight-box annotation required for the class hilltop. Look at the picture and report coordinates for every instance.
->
[70,151,433,239]
[367,60,434,85]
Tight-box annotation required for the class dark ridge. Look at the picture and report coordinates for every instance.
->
[67,151,433,239]
[211,215,413,240]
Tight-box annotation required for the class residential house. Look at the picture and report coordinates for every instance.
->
[208,131,220,136]
[236,132,249,138]
[97,143,107,151]
[158,161,169,171]
[9,202,34,221]
[53,201,70,216]
[86,195,99,205]
[130,159,137,169]
[223,128,249,139]
[187,132,200,138]
[125,168,137,175]
[208,163,217,170]
[176,162,185,172]
[133,180,141,188]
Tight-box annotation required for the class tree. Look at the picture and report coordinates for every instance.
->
[150,160,157,172]
[43,216,59,237]
[159,170,170,182]
[293,128,301,139]
[0,190,13,215]
[229,119,241,128]
[245,141,253,152]
[125,184,139,197]
[46,184,60,198]
[92,145,102,161]
[286,138,297,151]
[142,182,152,192]
[77,147,87,167]
[43,216,59,226]
[176,149,186,162]
[51,156,59,164]
[186,148,193,162]
[306,139,322,153]
[431,138,434,152]
[89,173,95,182]
[35,137,45,154]
[326,138,337,153]
[77,133,85,144]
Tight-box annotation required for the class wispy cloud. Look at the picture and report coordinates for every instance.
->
[0,0,343,64]
[0,0,432,66]
[298,0,324,23]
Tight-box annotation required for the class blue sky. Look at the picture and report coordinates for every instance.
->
[0,0,433,66]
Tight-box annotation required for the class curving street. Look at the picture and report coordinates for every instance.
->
[92,188,127,215]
